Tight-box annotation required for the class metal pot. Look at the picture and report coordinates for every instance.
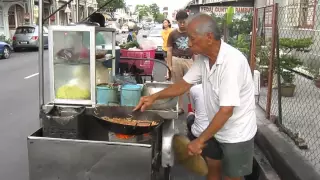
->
[142,82,178,110]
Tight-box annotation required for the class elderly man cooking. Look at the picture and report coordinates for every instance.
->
[134,13,256,180]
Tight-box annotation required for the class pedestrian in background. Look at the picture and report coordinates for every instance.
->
[161,19,173,80]
[166,10,193,115]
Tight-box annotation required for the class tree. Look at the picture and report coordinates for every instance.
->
[96,0,125,11]
[135,5,150,22]
[149,3,160,20]
[155,13,165,23]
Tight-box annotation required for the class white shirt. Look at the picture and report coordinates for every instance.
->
[183,41,257,143]
[190,84,209,137]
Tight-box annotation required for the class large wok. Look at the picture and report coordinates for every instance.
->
[93,106,164,135]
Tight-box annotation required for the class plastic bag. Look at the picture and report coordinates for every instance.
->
[138,38,157,50]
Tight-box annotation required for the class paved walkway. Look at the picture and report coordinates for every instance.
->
[257,73,320,172]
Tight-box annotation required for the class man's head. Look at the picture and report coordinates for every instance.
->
[186,13,221,55]
[89,13,106,27]
[175,10,189,31]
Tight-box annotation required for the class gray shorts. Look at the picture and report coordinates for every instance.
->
[187,115,254,177]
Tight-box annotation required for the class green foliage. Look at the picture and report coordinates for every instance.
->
[96,0,125,11]
[135,5,150,22]
[0,35,12,45]
[226,7,234,26]
[278,38,312,84]
[135,3,160,22]
[149,3,160,20]
[155,13,165,23]
[229,34,250,58]
[279,38,313,52]
[281,70,295,84]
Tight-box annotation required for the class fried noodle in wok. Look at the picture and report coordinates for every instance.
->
[101,116,159,127]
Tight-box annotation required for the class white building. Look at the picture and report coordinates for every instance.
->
[52,0,97,25]
[0,0,33,38]
[0,0,97,39]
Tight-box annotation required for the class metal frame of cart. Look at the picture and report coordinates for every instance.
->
[28,0,178,179]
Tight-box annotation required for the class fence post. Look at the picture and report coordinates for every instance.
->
[250,8,258,74]
[265,4,277,119]
[274,3,282,125]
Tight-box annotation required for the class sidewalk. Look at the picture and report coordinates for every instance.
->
[257,73,320,172]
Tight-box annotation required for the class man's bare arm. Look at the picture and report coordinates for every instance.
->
[134,80,192,112]
[198,107,234,143]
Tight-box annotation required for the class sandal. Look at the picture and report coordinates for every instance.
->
[178,108,185,115]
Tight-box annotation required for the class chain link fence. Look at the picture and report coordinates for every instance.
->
[254,6,279,119]
[276,1,320,171]
[251,1,320,173]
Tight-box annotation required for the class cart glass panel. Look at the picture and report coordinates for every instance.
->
[53,31,91,100]
[95,30,114,85]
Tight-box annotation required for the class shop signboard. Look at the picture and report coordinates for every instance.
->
[200,6,253,16]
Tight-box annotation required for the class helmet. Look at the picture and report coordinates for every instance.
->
[127,21,137,30]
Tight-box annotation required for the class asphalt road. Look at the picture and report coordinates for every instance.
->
[0,33,202,180]
[0,50,47,180]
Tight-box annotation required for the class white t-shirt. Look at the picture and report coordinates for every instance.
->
[183,41,257,143]
[190,84,209,137]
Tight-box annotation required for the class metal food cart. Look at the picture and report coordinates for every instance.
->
[27,0,178,179]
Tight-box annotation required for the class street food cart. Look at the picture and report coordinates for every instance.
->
[27,1,179,179]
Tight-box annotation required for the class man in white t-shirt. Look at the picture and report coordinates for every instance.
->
[187,84,209,139]
[134,13,257,180]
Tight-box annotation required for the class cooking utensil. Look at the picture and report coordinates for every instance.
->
[93,106,164,135]
[142,82,178,110]
[172,135,208,176]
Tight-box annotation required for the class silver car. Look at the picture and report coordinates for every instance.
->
[12,25,49,51]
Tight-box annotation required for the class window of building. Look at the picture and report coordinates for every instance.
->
[299,0,316,28]
[286,0,316,29]
[265,0,274,27]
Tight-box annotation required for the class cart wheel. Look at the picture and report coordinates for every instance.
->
[151,76,154,82]
[164,166,171,180]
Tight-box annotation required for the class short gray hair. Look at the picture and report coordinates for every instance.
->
[186,13,222,40]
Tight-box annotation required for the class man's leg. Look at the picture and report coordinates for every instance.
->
[206,158,222,180]
[220,138,255,180]
[171,57,184,114]
[202,138,223,180]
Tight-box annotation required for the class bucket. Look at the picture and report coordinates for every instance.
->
[96,85,119,105]
[121,84,142,107]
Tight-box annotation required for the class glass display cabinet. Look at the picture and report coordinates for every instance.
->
[48,25,116,106]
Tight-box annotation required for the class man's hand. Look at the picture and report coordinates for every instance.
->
[133,95,157,112]
[187,138,205,156]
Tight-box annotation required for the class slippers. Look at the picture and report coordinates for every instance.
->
[178,108,185,115]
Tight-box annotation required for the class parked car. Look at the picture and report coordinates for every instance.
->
[12,25,49,51]
[143,28,164,59]
[0,41,13,59]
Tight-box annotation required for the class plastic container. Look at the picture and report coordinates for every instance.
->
[121,84,142,107]
[96,85,119,105]
[120,49,155,75]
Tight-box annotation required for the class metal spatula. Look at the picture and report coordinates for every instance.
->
[172,134,208,176]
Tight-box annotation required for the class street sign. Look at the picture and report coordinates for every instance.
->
[200,6,253,16]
